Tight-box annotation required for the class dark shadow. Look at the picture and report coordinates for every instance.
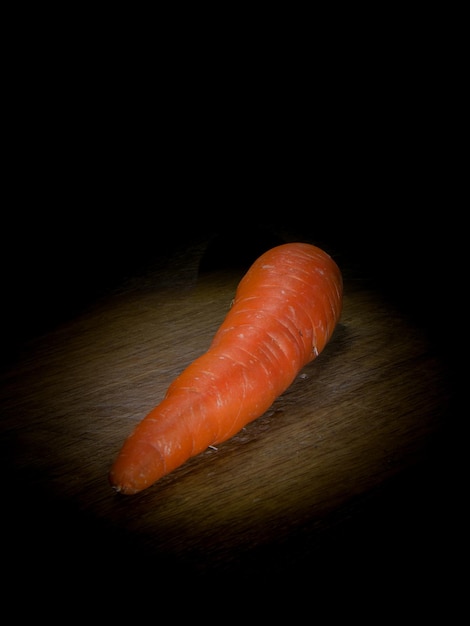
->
[199,225,286,274]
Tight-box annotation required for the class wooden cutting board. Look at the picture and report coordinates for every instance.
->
[0,227,455,593]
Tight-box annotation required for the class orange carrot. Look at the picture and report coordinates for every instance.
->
[109,242,343,494]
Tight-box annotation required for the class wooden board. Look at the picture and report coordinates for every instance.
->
[1,226,457,599]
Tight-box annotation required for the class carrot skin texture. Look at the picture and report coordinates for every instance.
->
[109,243,343,494]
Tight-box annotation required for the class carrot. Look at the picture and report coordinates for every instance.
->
[109,242,343,494]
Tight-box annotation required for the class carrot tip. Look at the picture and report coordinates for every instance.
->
[109,473,141,495]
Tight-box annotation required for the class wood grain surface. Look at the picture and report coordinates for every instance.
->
[1,218,460,606]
